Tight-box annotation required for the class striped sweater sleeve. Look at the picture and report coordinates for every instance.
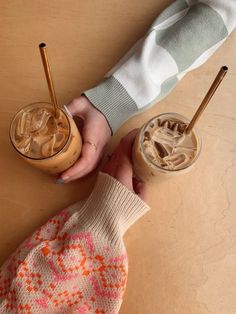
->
[84,0,236,133]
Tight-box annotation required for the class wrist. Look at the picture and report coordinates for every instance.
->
[75,172,150,245]
[81,94,112,135]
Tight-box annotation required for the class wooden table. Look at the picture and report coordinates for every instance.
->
[1,1,236,313]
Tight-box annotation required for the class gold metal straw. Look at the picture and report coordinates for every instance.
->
[39,43,60,117]
[185,66,228,134]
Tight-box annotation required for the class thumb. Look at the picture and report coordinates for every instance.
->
[65,96,89,118]
[61,122,104,182]
[133,178,148,203]
[60,96,111,182]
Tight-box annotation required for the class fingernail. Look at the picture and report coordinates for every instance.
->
[55,175,70,184]
[55,178,65,184]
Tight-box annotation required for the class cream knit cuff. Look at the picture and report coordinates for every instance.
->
[75,172,150,245]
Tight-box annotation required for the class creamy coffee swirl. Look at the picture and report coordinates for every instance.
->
[142,117,198,170]
[12,106,69,158]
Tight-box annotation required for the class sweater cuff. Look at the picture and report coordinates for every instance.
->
[83,76,138,133]
[76,172,150,245]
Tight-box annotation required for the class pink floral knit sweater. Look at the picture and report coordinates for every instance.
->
[0,173,149,313]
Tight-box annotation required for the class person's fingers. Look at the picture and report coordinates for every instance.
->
[119,129,138,156]
[102,150,133,190]
[114,155,133,191]
[61,141,103,182]
[65,96,89,118]
[102,129,149,200]
[101,151,119,177]
[60,96,111,182]
[133,177,148,202]
[61,115,111,181]
[102,129,138,175]
[102,129,139,191]
[112,129,138,189]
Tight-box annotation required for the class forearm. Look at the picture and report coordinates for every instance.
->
[84,0,236,133]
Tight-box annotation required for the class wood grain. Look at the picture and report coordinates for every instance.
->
[0,1,236,313]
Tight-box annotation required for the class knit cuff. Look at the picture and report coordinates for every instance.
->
[76,172,150,245]
[83,76,138,133]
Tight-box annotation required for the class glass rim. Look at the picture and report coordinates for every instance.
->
[9,102,72,161]
[140,112,202,173]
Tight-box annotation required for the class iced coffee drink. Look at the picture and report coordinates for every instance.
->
[10,102,82,174]
[132,113,201,182]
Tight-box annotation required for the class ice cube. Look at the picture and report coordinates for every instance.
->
[164,153,189,168]
[53,133,66,150]
[41,135,56,157]
[30,108,52,132]
[16,111,32,137]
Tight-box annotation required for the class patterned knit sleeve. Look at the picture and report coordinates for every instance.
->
[0,173,149,314]
[84,0,236,133]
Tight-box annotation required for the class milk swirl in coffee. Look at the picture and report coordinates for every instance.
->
[10,103,82,174]
[142,117,197,170]
[132,113,201,182]
[13,107,69,158]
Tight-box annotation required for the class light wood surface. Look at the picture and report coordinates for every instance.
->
[1,1,236,313]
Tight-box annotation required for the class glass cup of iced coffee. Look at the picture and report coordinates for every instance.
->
[132,113,201,182]
[9,102,82,174]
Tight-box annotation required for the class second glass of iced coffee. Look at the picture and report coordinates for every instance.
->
[132,66,229,183]
[132,113,201,182]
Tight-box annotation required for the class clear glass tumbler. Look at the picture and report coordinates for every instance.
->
[132,113,201,183]
[9,102,82,174]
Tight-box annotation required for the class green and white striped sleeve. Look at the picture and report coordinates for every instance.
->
[84,0,236,133]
